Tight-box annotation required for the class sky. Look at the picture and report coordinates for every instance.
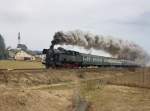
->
[0,0,150,53]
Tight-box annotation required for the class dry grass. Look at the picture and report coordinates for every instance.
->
[0,68,150,88]
[0,60,44,69]
[0,87,73,111]
[0,68,150,111]
[78,81,150,111]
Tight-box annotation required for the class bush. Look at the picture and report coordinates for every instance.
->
[0,34,8,59]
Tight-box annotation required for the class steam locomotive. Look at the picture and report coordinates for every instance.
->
[42,47,140,68]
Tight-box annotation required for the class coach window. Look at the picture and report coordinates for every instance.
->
[85,57,87,61]
[84,56,86,61]
[98,58,100,62]
[97,58,99,62]
[86,57,88,61]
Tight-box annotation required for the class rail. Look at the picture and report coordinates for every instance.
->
[0,68,46,73]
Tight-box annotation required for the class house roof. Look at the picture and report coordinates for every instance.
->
[8,49,35,56]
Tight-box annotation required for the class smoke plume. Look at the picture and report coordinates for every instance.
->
[51,30,150,65]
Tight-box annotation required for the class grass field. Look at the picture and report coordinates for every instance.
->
[79,84,150,111]
[0,60,45,69]
[0,68,150,111]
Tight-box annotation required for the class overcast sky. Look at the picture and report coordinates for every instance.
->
[0,0,150,53]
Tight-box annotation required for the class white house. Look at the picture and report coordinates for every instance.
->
[15,50,35,61]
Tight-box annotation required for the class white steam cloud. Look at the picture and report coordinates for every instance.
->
[51,30,150,65]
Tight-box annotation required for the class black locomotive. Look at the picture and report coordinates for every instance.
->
[42,47,140,68]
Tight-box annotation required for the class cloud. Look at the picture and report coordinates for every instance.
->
[0,12,29,24]
[0,0,149,54]
[110,11,150,27]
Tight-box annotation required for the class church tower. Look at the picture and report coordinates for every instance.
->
[18,32,21,45]
[17,32,28,51]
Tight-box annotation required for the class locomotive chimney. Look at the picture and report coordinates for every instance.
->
[50,40,55,49]
[50,44,54,50]
[50,40,56,54]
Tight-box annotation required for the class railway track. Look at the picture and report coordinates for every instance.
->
[0,67,140,72]
[0,68,47,73]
